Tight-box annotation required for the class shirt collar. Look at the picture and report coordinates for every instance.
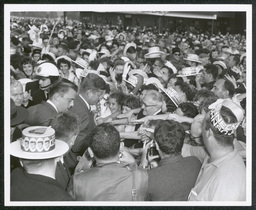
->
[46,100,58,113]
[79,94,90,110]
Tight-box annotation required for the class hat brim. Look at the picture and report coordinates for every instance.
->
[144,51,166,58]
[11,106,28,127]
[183,58,202,64]
[10,139,69,159]
[176,73,198,77]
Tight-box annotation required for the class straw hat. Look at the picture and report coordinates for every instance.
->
[123,43,136,56]
[160,86,181,108]
[145,77,164,90]
[10,126,69,159]
[144,46,166,59]
[176,67,198,77]
[183,54,202,63]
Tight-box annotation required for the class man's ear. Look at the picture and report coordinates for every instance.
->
[52,92,61,102]
[88,147,94,158]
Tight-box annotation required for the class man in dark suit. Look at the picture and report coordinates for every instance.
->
[50,111,81,191]
[25,61,60,107]
[144,120,201,201]
[25,78,77,126]
[66,73,108,175]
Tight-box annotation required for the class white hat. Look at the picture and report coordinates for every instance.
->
[105,35,114,42]
[80,49,92,55]
[223,48,233,54]
[164,61,178,74]
[176,67,198,77]
[145,77,164,90]
[72,57,89,69]
[115,32,127,40]
[213,61,227,70]
[98,48,111,57]
[10,126,69,159]
[124,69,148,87]
[183,54,202,63]
[160,86,181,108]
[123,43,136,56]
[209,99,244,135]
[30,39,44,49]
[88,34,100,40]
[144,46,166,59]
[35,62,59,77]
[55,55,72,64]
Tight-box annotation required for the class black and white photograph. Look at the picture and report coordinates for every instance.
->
[4,3,253,207]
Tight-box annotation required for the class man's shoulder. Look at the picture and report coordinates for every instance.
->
[28,101,56,113]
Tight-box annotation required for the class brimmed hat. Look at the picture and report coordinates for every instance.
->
[72,57,89,69]
[160,86,181,108]
[34,62,59,77]
[11,99,28,127]
[164,61,178,74]
[123,43,136,57]
[183,54,202,63]
[176,67,199,77]
[10,126,69,159]
[145,77,164,90]
[55,55,72,64]
[58,29,66,39]
[88,34,100,40]
[98,48,111,58]
[144,46,166,59]
[213,61,227,70]
[116,32,127,40]
[123,69,148,87]
[208,99,244,135]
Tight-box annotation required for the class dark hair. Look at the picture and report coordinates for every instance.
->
[42,54,55,63]
[89,123,120,159]
[162,93,177,113]
[109,91,126,106]
[224,79,235,98]
[154,120,185,155]
[20,56,33,67]
[48,78,78,99]
[51,111,80,142]
[57,58,71,69]
[193,89,216,102]
[232,55,240,66]
[123,95,141,109]
[126,46,136,54]
[178,102,198,118]
[204,106,237,147]
[204,64,218,80]
[175,80,196,101]
[80,73,108,93]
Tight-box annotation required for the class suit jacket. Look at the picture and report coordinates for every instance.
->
[55,161,71,191]
[25,101,58,126]
[25,80,47,107]
[11,167,73,201]
[65,95,96,174]
[146,155,201,201]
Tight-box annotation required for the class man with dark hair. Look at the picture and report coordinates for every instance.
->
[66,73,108,174]
[70,123,148,201]
[211,78,235,99]
[188,100,245,201]
[25,78,77,126]
[145,120,201,201]
[51,111,81,191]
[201,64,218,90]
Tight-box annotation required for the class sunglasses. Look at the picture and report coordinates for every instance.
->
[174,53,180,56]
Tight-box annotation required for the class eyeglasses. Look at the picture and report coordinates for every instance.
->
[174,53,180,56]
[142,102,156,108]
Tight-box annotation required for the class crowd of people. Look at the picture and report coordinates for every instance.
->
[9,15,247,202]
